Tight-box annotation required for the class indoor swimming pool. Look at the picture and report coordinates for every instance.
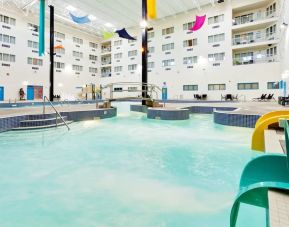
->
[0,104,265,227]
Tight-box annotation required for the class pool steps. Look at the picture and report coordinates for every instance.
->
[12,115,73,131]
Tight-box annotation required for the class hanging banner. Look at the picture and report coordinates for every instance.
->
[39,0,45,56]
[147,0,157,20]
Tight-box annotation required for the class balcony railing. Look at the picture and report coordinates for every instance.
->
[233,54,279,65]
[233,10,277,26]
[232,32,278,45]
[101,72,111,77]
[101,47,111,53]
[101,61,111,65]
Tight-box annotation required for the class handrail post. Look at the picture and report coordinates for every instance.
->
[43,96,46,114]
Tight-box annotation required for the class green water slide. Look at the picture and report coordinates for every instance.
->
[230,122,289,227]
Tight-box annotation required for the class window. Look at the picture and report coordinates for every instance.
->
[148,62,155,69]
[55,47,65,55]
[148,46,155,53]
[208,53,225,62]
[162,27,174,35]
[183,39,197,47]
[128,87,138,92]
[0,34,16,44]
[114,87,123,92]
[162,43,174,51]
[267,46,277,57]
[27,57,43,66]
[128,37,137,43]
[128,50,137,57]
[114,66,123,72]
[208,33,225,43]
[28,23,38,32]
[128,64,137,71]
[0,52,15,62]
[266,24,277,37]
[238,83,259,90]
[148,32,154,39]
[183,22,195,30]
[73,37,83,45]
[72,65,83,71]
[89,55,98,61]
[27,40,38,49]
[55,32,65,40]
[208,84,226,90]
[89,67,97,73]
[183,85,198,91]
[162,59,175,67]
[0,14,16,25]
[73,51,83,58]
[114,53,122,59]
[89,42,98,49]
[208,14,224,25]
[266,2,276,16]
[114,40,122,46]
[267,82,279,89]
[183,56,198,65]
[54,62,65,69]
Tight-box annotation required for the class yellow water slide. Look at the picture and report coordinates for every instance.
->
[251,111,289,152]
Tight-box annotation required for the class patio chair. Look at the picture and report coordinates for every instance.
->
[265,94,274,101]
[225,94,233,101]
[252,94,267,101]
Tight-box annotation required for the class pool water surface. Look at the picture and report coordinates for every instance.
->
[0,103,265,227]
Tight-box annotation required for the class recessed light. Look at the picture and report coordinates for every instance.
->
[105,23,114,28]
[66,5,76,12]
[88,15,97,21]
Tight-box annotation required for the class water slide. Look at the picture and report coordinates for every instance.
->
[251,110,289,151]
[231,121,289,227]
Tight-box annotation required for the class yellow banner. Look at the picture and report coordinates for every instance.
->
[147,0,157,20]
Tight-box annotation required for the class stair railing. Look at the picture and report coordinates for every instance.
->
[43,96,70,131]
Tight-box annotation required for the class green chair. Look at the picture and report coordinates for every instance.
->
[230,121,289,227]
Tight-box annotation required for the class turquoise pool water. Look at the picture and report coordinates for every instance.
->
[0,104,265,227]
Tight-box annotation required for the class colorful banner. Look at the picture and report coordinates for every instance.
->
[69,12,91,24]
[39,0,45,56]
[147,0,157,20]
[190,15,206,32]
[115,28,136,40]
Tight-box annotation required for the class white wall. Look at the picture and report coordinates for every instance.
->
[0,10,100,101]
[102,0,281,100]
[0,0,284,101]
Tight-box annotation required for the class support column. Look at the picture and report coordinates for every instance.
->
[49,5,54,101]
[142,0,148,105]
[39,0,45,56]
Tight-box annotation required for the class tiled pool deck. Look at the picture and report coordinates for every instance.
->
[265,130,289,227]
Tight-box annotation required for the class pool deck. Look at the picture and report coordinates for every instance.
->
[1,101,289,118]
[265,130,289,227]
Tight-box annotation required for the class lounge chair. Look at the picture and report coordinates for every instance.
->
[225,94,233,101]
[233,94,238,101]
[202,94,207,100]
[265,94,274,101]
[230,120,289,227]
[252,94,267,101]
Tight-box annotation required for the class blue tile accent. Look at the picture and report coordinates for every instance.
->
[147,108,190,120]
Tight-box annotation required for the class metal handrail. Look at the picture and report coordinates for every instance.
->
[43,96,70,131]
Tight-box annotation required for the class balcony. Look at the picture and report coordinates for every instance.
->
[233,10,277,26]
[232,32,278,49]
[101,72,111,78]
[101,47,111,54]
[233,54,278,66]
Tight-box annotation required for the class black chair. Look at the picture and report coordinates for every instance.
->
[265,94,274,101]
[225,94,233,101]
[233,94,239,101]
[252,94,267,101]
[202,94,207,100]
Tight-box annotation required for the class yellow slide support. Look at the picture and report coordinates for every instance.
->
[252,111,289,152]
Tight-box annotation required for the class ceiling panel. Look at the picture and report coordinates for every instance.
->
[0,0,214,37]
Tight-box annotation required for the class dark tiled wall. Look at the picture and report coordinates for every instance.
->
[130,105,148,113]
[147,109,190,120]
[214,111,260,128]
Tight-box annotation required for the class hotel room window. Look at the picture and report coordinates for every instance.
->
[208,84,226,90]
[162,27,174,35]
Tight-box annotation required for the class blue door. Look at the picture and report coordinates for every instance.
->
[27,86,34,100]
[0,86,4,101]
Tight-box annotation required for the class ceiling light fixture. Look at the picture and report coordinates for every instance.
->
[66,5,76,12]
[88,15,97,21]
[105,22,114,28]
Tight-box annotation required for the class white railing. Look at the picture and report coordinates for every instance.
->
[101,47,111,53]
[101,72,111,77]
[233,55,279,65]
[101,61,111,65]
[232,32,278,45]
[233,10,277,26]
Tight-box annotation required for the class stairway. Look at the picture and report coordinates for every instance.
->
[13,114,73,131]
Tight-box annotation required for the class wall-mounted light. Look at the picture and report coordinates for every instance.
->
[281,22,288,29]
[140,20,148,28]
